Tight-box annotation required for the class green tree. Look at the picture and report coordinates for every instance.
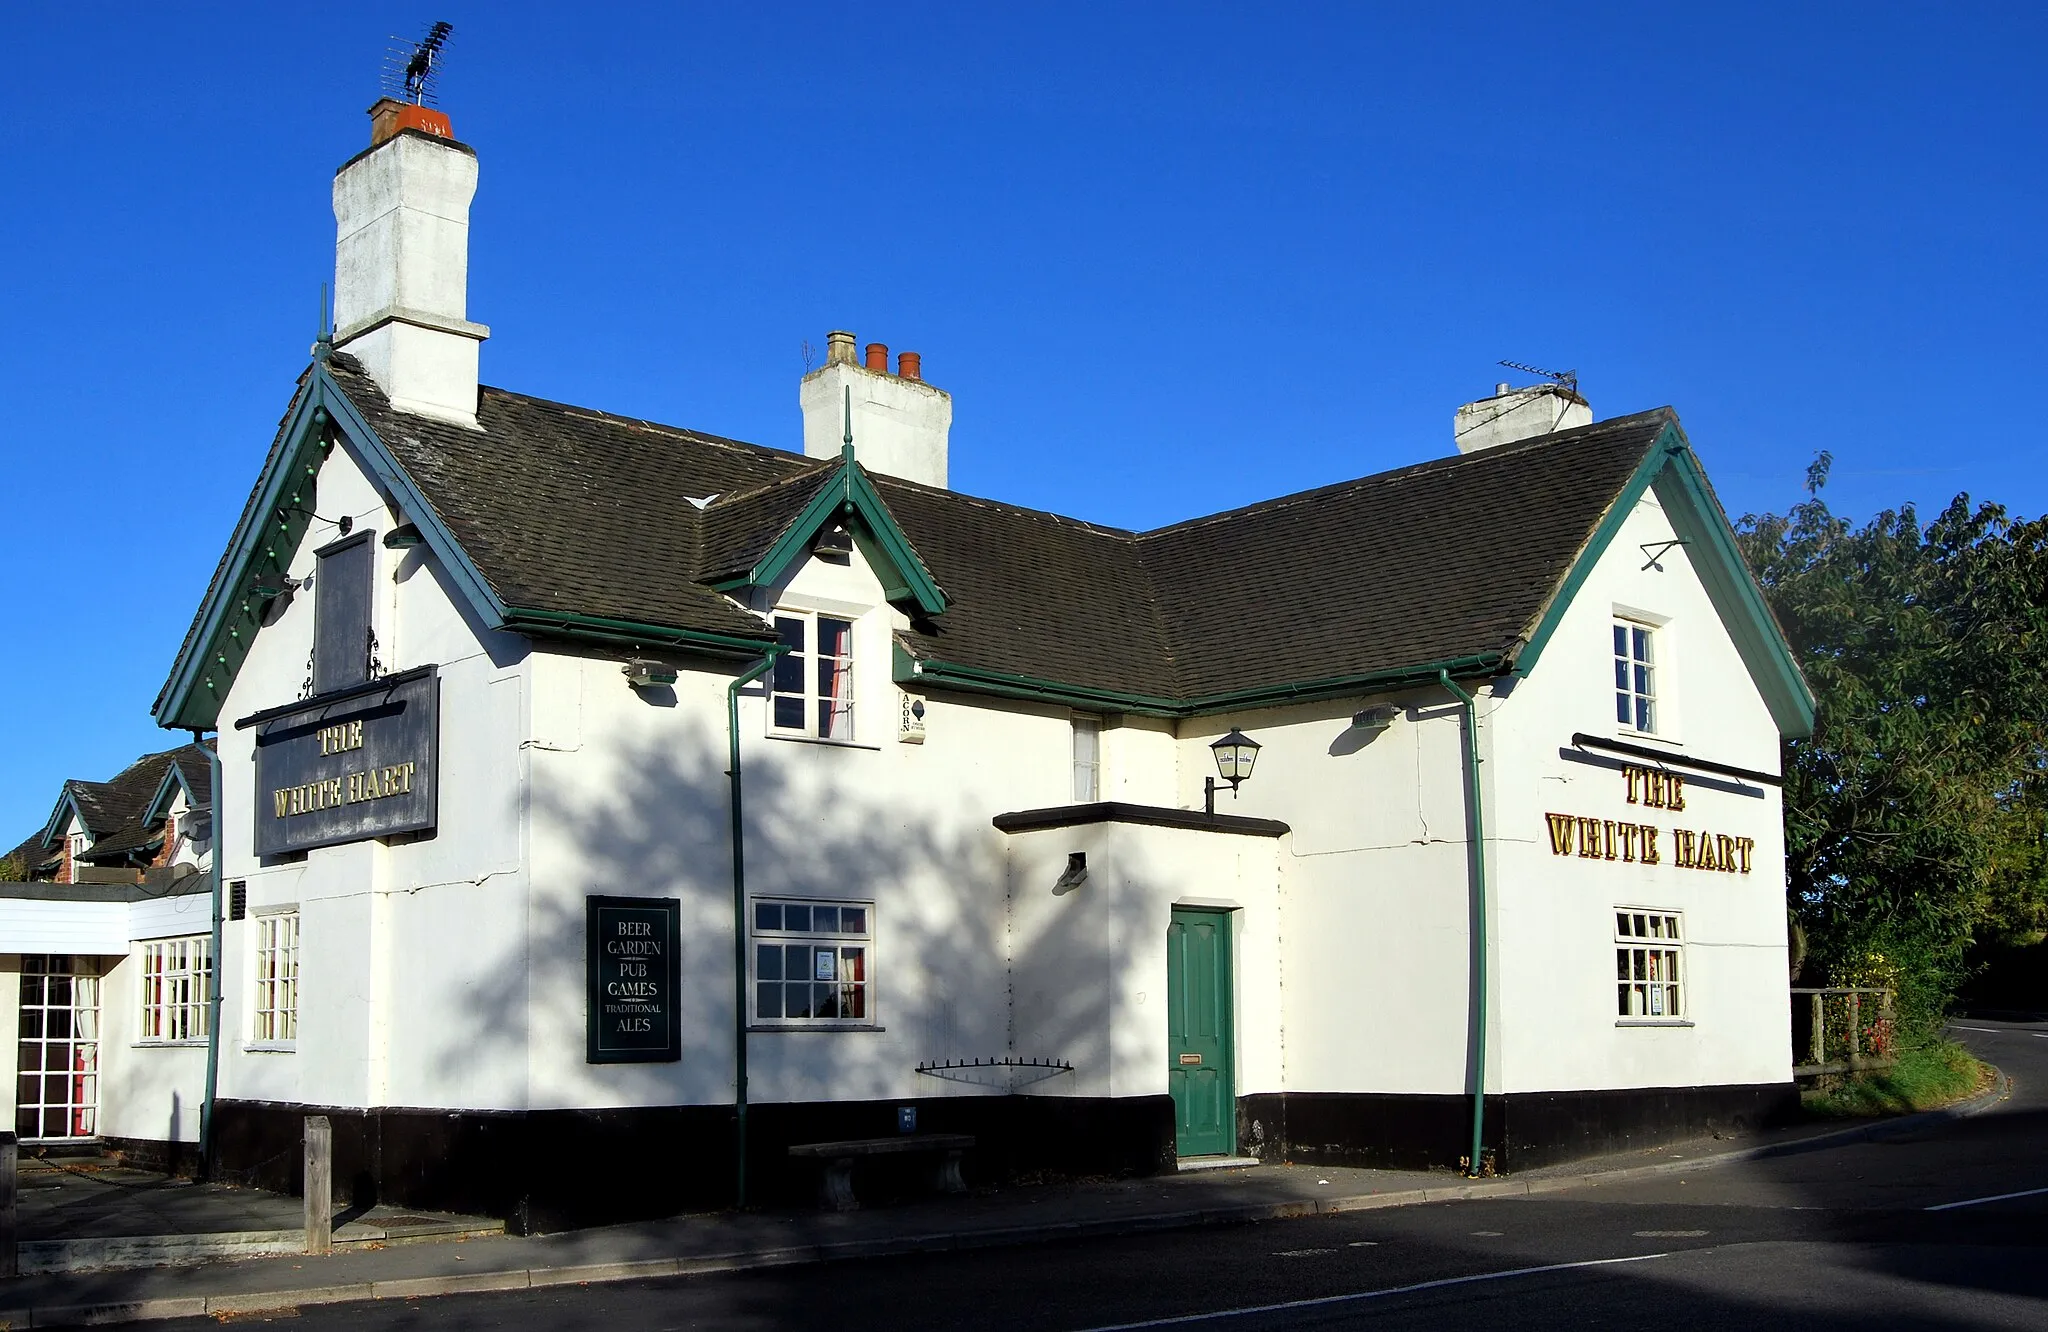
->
[1737,456,2048,1029]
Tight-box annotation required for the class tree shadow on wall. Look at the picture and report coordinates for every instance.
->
[358,688,1153,1230]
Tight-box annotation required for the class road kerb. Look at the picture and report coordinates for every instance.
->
[205,1284,373,1316]
[370,1269,534,1300]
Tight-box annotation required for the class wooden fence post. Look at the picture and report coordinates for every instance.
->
[304,1116,332,1256]
[1810,991,1825,1066]
[1849,991,1862,1062]
[0,1131,17,1279]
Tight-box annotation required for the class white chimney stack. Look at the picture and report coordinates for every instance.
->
[1452,381,1592,454]
[330,100,489,427]
[800,332,952,488]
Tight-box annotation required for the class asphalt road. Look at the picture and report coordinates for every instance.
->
[165,1019,2048,1330]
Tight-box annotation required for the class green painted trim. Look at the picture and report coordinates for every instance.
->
[38,788,92,846]
[1509,423,1816,739]
[155,363,513,733]
[726,646,784,1209]
[1511,425,1675,682]
[153,384,328,732]
[309,368,506,624]
[502,607,775,658]
[743,463,947,615]
[142,764,194,828]
[1439,672,1491,1177]
[896,644,1508,719]
[1652,456,1817,738]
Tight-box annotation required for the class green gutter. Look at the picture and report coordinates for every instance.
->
[501,607,775,659]
[899,647,1508,719]
[1438,671,1492,1178]
[195,733,224,1181]
[726,647,785,1208]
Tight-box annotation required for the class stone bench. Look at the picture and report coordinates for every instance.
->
[788,1134,976,1211]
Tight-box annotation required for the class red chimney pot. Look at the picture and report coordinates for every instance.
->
[865,342,889,373]
[897,351,922,382]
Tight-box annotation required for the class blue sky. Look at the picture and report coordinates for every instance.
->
[2,3,2043,837]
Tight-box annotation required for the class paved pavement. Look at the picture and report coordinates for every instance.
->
[2,1022,2032,1327]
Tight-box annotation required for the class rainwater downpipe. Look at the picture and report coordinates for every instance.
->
[726,647,785,1209]
[1437,671,1491,1178]
[193,731,224,1181]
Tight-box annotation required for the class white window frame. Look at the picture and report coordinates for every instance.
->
[1615,907,1687,1025]
[66,831,89,883]
[1612,618,1659,735]
[16,955,100,1141]
[748,896,877,1029]
[250,910,299,1047]
[1071,715,1102,803]
[138,936,211,1044]
[768,610,858,742]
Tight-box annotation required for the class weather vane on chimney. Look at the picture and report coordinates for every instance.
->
[382,21,454,106]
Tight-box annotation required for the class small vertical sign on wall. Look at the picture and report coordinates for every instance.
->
[586,895,683,1064]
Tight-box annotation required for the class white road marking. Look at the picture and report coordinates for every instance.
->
[1925,1185,2048,1212]
[1064,1253,1669,1331]
[1633,1229,1709,1237]
[1346,1241,1378,1248]
[1272,1248,1336,1257]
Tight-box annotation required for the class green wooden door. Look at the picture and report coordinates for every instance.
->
[1167,907,1235,1158]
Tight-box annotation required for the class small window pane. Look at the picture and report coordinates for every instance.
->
[783,904,810,932]
[841,907,867,935]
[773,696,805,729]
[756,944,782,981]
[775,617,805,650]
[813,947,837,982]
[818,618,853,657]
[754,902,781,931]
[814,984,839,1019]
[756,983,782,1019]
[811,906,839,933]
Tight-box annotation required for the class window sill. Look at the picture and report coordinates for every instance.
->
[747,1024,886,1033]
[764,732,881,752]
[243,1041,298,1053]
[132,1040,209,1049]
[1616,1018,1694,1028]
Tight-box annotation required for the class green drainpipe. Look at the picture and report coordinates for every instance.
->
[1438,672,1491,1178]
[726,647,784,1208]
[195,732,224,1181]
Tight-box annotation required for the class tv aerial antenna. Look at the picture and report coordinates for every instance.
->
[1497,359,1579,398]
[382,21,454,107]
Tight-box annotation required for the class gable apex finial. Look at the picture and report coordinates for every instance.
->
[841,384,854,461]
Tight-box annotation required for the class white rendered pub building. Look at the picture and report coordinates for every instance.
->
[146,96,1815,1230]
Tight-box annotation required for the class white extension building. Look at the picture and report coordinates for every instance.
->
[2,745,215,1167]
[141,98,1815,1230]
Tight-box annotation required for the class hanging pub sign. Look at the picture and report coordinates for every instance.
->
[586,895,683,1064]
[241,665,440,857]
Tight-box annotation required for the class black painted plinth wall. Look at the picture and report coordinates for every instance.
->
[208,1094,1176,1234]
[1240,1081,1801,1174]
[178,1081,1792,1231]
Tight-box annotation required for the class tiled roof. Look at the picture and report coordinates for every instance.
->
[33,745,212,871]
[316,358,1668,704]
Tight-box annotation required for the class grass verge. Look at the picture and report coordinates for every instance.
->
[1801,1038,1991,1118]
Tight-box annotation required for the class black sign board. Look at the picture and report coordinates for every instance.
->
[587,896,683,1063]
[242,666,440,857]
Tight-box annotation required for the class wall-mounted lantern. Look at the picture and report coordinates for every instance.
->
[1205,728,1261,814]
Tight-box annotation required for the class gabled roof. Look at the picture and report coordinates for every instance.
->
[157,358,1813,737]
[20,745,213,873]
